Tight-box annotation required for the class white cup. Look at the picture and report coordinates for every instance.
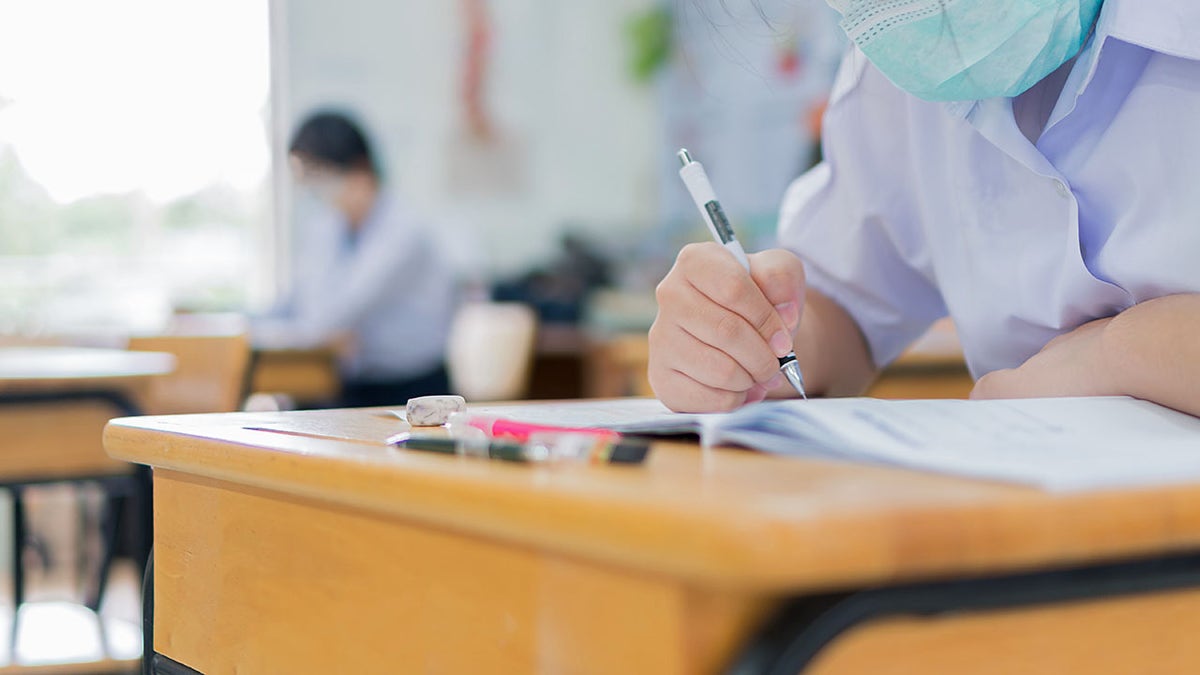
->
[446,302,538,402]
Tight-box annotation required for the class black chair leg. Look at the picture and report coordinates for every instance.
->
[87,487,126,612]
[10,486,25,651]
[11,487,25,612]
[75,484,94,599]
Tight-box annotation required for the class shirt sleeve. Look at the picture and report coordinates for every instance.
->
[778,48,948,369]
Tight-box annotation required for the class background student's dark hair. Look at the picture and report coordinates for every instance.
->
[289,110,381,178]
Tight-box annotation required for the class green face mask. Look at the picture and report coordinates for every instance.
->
[827,0,1104,102]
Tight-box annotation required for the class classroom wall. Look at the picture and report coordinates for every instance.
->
[658,0,843,245]
[277,0,660,278]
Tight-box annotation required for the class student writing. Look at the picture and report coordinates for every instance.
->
[649,0,1200,416]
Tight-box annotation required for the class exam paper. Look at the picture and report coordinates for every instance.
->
[718,397,1200,491]
[441,396,1200,492]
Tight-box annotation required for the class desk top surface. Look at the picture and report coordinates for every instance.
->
[0,347,175,389]
[104,404,1200,593]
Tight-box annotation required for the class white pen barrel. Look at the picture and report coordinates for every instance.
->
[679,162,722,242]
[724,239,751,271]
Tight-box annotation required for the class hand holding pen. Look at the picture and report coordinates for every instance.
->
[647,149,809,413]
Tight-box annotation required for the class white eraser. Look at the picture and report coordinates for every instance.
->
[405,395,466,426]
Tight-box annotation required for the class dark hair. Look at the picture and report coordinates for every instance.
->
[289,111,379,176]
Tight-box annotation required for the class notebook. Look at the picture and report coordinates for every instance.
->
[470,397,1200,492]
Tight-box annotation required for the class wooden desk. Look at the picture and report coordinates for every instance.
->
[0,347,174,397]
[0,348,175,481]
[107,407,1200,674]
[248,346,341,408]
[0,347,173,674]
[586,332,653,398]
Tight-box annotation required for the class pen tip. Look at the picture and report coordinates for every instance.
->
[677,148,692,167]
[781,359,808,400]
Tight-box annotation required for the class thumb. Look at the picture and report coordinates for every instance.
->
[747,249,806,333]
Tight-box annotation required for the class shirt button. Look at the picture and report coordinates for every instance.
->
[1053,179,1071,198]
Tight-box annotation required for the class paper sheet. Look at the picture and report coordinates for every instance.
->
[717,397,1200,491]
[435,396,1200,492]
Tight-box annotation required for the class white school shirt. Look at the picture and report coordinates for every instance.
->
[778,0,1200,378]
[259,193,457,381]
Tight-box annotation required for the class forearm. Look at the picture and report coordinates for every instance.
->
[793,288,877,397]
[1106,294,1200,416]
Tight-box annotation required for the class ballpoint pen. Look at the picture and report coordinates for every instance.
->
[388,432,650,465]
[676,148,808,399]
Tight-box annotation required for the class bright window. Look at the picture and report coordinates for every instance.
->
[0,0,272,335]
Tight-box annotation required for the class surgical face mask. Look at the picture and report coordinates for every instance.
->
[298,173,346,207]
[826,0,1104,102]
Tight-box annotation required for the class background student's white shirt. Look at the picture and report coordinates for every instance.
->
[778,0,1200,378]
[266,192,457,381]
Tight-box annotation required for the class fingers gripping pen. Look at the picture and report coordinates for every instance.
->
[677,148,808,399]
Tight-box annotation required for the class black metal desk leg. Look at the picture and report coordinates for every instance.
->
[143,547,153,675]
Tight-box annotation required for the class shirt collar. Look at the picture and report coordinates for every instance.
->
[1042,0,1200,134]
[1099,0,1200,62]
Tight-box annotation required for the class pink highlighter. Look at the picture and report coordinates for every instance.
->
[449,413,620,443]
[439,413,647,466]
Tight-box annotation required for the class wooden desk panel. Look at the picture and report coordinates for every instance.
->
[0,400,132,481]
[809,587,1200,674]
[153,470,768,674]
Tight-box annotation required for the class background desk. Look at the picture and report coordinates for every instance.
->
[106,406,1200,674]
[0,347,174,673]
[583,319,973,401]
[247,345,342,409]
[0,348,174,481]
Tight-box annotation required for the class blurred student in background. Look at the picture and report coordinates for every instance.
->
[255,111,458,407]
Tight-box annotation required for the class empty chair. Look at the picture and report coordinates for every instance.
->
[129,325,251,415]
